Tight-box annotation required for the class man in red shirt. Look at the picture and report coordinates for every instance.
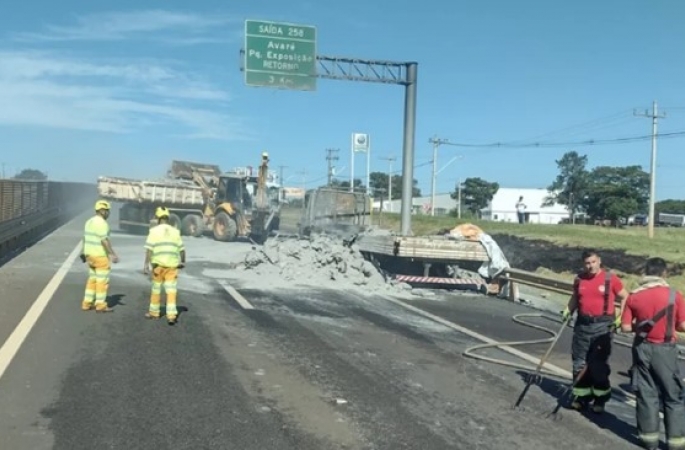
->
[621,257,685,450]
[562,249,627,413]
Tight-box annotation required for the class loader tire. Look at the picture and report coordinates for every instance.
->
[213,212,238,242]
[181,214,204,237]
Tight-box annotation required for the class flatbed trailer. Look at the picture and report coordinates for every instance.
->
[355,233,501,293]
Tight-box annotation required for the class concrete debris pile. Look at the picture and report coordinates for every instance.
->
[240,234,413,294]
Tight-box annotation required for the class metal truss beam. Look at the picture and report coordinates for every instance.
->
[315,55,409,85]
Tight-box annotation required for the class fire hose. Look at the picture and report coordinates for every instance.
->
[464,312,685,372]
[462,311,685,412]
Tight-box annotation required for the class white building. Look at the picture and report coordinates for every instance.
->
[372,193,456,215]
[481,187,569,224]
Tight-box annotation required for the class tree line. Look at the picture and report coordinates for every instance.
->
[437,151,654,221]
[324,152,685,222]
[443,151,682,221]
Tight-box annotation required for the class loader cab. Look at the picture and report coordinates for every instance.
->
[216,174,252,210]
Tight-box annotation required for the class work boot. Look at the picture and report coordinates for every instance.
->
[591,402,605,414]
[570,397,589,411]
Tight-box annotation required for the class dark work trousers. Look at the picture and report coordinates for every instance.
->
[632,342,685,450]
[571,318,613,405]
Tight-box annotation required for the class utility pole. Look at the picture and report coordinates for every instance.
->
[325,148,340,186]
[379,156,396,212]
[635,100,666,239]
[428,136,449,216]
[277,165,287,201]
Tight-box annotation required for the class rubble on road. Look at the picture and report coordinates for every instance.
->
[239,233,418,296]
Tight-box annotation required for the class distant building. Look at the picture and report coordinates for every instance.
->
[371,187,570,223]
[481,187,569,224]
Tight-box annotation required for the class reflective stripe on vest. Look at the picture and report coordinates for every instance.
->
[146,224,183,268]
[83,216,109,257]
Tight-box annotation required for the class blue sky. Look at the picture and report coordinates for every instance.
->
[1,0,685,200]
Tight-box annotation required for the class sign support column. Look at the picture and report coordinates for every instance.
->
[400,63,418,236]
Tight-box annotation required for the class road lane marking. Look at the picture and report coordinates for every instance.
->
[382,295,642,411]
[0,242,81,381]
[218,281,255,310]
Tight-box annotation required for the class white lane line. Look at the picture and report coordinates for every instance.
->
[382,295,642,410]
[218,280,255,310]
[0,242,81,381]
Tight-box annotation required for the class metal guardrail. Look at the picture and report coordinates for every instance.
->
[502,268,574,297]
[500,267,622,308]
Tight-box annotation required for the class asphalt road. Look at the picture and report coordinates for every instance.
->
[0,208,664,449]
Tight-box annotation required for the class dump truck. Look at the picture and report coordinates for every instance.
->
[97,154,280,243]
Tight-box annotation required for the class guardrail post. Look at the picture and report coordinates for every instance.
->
[503,273,519,302]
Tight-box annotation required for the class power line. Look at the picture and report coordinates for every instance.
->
[433,130,685,149]
[504,109,635,144]
[301,158,433,190]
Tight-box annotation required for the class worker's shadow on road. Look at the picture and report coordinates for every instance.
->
[106,294,126,308]
[515,371,641,447]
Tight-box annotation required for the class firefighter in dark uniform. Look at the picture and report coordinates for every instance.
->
[562,249,628,413]
[621,257,685,450]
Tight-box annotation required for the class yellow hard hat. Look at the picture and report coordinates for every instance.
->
[95,200,111,211]
[155,206,170,219]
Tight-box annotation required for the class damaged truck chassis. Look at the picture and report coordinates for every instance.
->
[299,188,508,295]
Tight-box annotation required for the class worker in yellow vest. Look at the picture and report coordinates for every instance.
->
[81,200,119,312]
[143,206,185,324]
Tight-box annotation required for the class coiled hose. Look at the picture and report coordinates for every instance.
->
[462,312,685,380]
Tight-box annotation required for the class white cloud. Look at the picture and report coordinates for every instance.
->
[12,9,238,44]
[0,50,249,140]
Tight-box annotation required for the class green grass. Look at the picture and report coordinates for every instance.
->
[372,212,685,294]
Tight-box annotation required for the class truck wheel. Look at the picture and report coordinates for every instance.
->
[168,213,181,230]
[181,214,204,237]
[213,212,238,242]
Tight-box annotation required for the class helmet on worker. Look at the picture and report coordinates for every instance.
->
[95,200,111,211]
[155,206,170,220]
[94,200,111,218]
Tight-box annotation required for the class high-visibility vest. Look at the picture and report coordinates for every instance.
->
[145,224,184,268]
[83,215,110,257]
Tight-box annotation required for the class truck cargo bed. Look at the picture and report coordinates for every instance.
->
[97,176,205,206]
[356,234,490,263]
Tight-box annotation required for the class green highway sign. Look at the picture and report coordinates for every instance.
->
[244,20,317,91]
